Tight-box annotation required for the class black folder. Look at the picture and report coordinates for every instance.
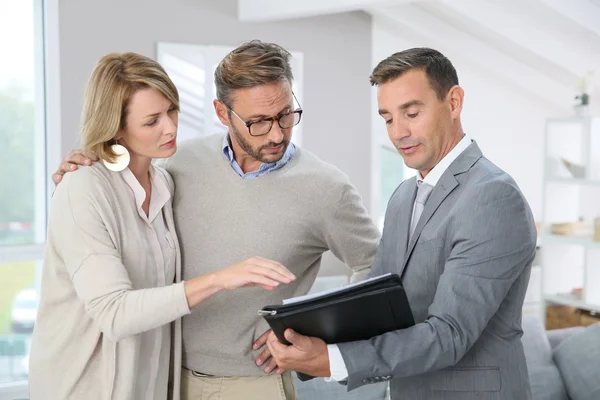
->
[258,273,414,347]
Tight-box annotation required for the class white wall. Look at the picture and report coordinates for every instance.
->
[371,19,569,221]
[57,0,373,276]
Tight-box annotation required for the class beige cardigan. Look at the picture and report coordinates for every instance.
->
[29,163,190,400]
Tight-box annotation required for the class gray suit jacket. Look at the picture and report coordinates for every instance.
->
[338,142,537,400]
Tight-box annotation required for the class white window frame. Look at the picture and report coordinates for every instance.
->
[0,0,60,263]
[0,0,59,396]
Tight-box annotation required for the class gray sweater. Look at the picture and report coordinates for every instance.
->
[162,134,381,376]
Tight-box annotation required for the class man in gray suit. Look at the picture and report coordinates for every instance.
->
[266,48,537,400]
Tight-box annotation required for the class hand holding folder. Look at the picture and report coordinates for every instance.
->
[258,273,415,347]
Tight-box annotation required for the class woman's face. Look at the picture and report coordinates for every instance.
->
[117,87,178,160]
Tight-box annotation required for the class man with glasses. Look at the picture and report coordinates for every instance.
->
[220,92,303,179]
[52,40,380,400]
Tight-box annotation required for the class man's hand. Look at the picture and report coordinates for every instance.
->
[52,149,98,184]
[266,329,331,377]
[253,330,285,374]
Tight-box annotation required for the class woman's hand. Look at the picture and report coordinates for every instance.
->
[184,257,296,308]
[214,257,296,291]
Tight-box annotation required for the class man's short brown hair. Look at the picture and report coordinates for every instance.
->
[215,40,294,106]
[370,47,458,101]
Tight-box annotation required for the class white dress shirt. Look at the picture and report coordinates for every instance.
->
[326,134,473,382]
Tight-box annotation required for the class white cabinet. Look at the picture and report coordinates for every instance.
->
[541,116,600,320]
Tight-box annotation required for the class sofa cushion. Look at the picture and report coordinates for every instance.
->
[294,374,387,400]
[547,326,585,350]
[521,316,569,400]
[528,365,569,400]
[553,322,600,400]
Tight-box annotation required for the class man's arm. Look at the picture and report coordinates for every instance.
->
[322,182,381,283]
[253,182,381,375]
[51,149,166,185]
[51,149,98,185]
[320,182,385,381]
[337,180,537,390]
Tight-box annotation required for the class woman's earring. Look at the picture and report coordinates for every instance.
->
[102,144,130,172]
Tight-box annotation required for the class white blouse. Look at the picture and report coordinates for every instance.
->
[30,162,189,400]
[121,166,177,400]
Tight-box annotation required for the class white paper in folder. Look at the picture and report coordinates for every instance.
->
[282,273,392,305]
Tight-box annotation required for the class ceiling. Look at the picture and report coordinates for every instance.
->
[238,0,600,109]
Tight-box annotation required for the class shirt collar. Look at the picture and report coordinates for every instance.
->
[222,133,295,177]
[120,165,171,223]
[222,134,235,163]
[418,134,472,187]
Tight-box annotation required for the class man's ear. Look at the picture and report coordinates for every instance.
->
[214,99,231,127]
[448,85,464,120]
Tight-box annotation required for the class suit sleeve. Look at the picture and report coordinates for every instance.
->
[337,180,537,390]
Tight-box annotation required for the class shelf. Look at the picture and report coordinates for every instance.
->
[547,177,600,186]
[544,293,600,313]
[542,234,600,249]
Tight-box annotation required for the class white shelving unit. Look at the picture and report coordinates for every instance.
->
[544,293,600,314]
[543,234,600,249]
[541,116,600,322]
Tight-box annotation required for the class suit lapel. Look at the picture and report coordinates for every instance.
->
[398,141,484,278]
[399,174,458,277]
[396,179,417,257]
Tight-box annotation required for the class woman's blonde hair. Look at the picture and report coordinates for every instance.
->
[81,52,179,163]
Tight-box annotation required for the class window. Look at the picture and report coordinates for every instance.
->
[0,0,53,393]
[156,42,304,145]
[0,0,46,248]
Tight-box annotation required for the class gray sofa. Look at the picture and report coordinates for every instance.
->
[294,317,600,400]
[521,316,600,400]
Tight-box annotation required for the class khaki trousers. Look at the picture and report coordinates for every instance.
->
[181,368,297,400]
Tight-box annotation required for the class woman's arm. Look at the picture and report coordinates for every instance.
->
[50,169,294,342]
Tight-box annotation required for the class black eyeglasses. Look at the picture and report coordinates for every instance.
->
[224,92,303,137]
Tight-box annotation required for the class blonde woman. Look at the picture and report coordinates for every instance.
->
[29,53,295,400]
